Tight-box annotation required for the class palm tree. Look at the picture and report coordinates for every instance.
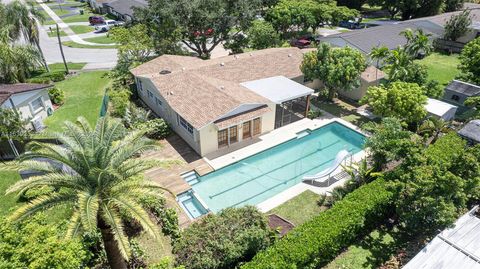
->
[417,117,450,144]
[3,0,50,72]
[369,45,390,83]
[6,117,170,269]
[384,47,412,82]
[400,28,433,58]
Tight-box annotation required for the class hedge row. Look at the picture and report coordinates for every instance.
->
[241,178,394,269]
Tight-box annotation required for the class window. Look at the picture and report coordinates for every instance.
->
[229,126,238,143]
[253,118,261,135]
[218,129,228,148]
[30,97,44,112]
[155,97,162,106]
[451,94,460,101]
[138,79,143,92]
[147,90,153,99]
[242,121,251,139]
[178,115,193,135]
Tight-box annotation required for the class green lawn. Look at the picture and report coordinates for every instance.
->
[269,190,325,225]
[47,29,67,37]
[325,229,398,269]
[0,170,22,216]
[62,41,118,49]
[315,99,375,127]
[61,9,97,24]
[69,25,94,35]
[83,35,116,44]
[416,52,460,86]
[48,62,87,71]
[42,71,110,134]
[51,7,72,17]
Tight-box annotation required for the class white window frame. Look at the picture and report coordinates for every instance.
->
[29,96,44,114]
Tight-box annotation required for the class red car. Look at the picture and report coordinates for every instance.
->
[290,38,311,48]
[89,16,105,25]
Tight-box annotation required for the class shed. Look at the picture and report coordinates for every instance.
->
[425,98,458,121]
[458,120,480,144]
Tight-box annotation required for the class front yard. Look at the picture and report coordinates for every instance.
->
[42,71,110,134]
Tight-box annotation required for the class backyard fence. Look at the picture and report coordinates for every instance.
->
[434,38,466,54]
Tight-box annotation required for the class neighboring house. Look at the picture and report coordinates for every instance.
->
[337,65,385,101]
[86,0,113,14]
[0,83,53,130]
[425,98,458,121]
[103,0,147,22]
[131,47,381,157]
[319,5,480,55]
[404,206,480,269]
[458,120,480,144]
[443,80,480,112]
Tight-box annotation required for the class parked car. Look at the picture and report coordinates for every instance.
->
[94,20,124,32]
[89,16,105,25]
[290,38,311,48]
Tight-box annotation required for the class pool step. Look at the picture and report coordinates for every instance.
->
[181,171,200,185]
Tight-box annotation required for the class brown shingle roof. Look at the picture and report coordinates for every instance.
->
[361,66,385,82]
[0,83,51,105]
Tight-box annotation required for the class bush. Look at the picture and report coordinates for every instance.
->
[48,87,65,105]
[27,71,66,84]
[173,206,273,269]
[307,109,322,119]
[134,118,172,140]
[241,179,394,269]
[108,88,131,117]
[0,214,90,269]
[138,195,180,239]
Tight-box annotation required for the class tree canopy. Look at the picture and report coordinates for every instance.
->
[301,43,366,100]
[457,37,480,85]
[361,81,428,124]
[444,9,472,41]
[246,20,281,50]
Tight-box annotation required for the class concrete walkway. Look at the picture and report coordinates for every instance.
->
[34,0,114,46]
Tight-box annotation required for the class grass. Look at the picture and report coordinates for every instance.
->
[315,98,375,126]
[47,29,67,37]
[83,35,116,44]
[269,190,325,225]
[325,228,398,269]
[48,62,87,71]
[0,170,22,216]
[60,9,96,24]
[416,52,460,86]
[62,41,118,49]
[69,25,94,35]
[136,232,173,264]
[51,7,72,17]
[42,71,110,134]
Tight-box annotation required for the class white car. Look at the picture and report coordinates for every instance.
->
[94,20,124,32]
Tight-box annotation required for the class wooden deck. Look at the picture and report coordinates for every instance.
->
[142,135,213,227]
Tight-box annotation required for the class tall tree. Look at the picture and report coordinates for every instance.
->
[457,37,480,84]
[384,47,428,85]
[401,28,433,58]
[444,9,472,41]
[246,20,281,50]
[6,117,171,269]
[301,43,367,100]
[2,0,49,72]
[361,81,428,124]
[369,45,390,82]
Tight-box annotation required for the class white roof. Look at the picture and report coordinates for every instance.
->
[240,76,314,104]
[404,206,480,269]
[425,98,458,117]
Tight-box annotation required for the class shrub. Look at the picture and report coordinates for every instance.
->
[48,87,65,105]
[27,77,52,84]
[0,214,90,268]
[108,88,131,117]
[241,179,394,269]
[307,109,322,119]
[123,103,151,128]
[134,118,172,140]
[138,195,179,239]
[173,206,273,269]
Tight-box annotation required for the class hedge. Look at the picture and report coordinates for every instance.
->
[241,179,394,269]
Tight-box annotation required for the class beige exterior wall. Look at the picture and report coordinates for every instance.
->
[338,79,377,101]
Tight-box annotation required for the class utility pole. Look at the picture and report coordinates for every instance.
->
[56,24,69,74]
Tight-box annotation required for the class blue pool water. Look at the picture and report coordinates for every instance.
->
[191,122,365,213]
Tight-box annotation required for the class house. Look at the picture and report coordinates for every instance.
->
[131,48,381,157]
[337,65,385,101]
[425,98,458,121]
[443,80,480,112]
[0,83,54,130]
[404,206,480,269]
[319,5,480,55]
[458,120,480,144]
[103,0,147,22]
[86,0,113,14]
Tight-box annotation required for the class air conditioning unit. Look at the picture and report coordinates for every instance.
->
[31,117,45,132]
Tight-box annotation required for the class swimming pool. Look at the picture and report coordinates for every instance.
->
[190,122,365,213]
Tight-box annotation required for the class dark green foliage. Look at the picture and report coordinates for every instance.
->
[457,37,480,85]
[134,118,172,140]
[307,108,322,119]
[444,0,465,12]
[444,10,472,41]
[392,133,480,236]
[48,87,65,105]
[173,206,273,269]
[28,70,66,83]
[241,179,394,269]
[138,195,179,239]
[424,79,444,98]
[0,107,29,141]
[0,214,90,268]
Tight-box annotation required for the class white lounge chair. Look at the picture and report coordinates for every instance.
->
[303,149,350,186]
